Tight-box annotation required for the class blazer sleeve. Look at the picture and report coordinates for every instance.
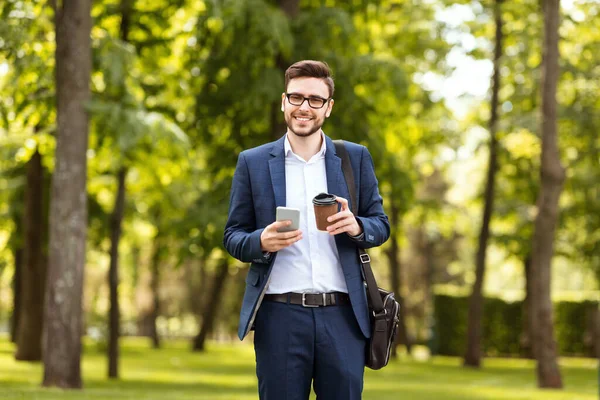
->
[223,152,269,264]
[353,146,391,249]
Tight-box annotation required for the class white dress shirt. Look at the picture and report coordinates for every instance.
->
[265,133,348,294]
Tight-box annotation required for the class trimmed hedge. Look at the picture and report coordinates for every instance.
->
[432,294,598,357]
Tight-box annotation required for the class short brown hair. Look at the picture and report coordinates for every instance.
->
[285,60,335,98]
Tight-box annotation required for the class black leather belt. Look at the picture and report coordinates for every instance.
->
[264,292,350,307]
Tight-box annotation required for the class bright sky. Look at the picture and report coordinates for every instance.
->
[428,0,582,119]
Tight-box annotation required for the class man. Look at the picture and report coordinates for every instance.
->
[223,60,390,399]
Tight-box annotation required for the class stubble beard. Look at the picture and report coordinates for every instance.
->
[285,114,324,138]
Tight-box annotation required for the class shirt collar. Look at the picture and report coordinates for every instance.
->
[284,132,327,159]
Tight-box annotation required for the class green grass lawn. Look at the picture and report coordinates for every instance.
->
[0,335,597,400]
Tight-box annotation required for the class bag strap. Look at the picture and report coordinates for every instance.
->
[333,140,385,314]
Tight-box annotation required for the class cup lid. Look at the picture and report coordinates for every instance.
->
[312,192,337,206]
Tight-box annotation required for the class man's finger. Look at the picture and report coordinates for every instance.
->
[273,234,303,247]
[275,230,302,239]
[271,220,292,230]
[327,218,352,233]
[327,210,352,223]
[335,196,349,211]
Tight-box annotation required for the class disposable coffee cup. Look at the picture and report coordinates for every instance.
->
[312,193,338,231]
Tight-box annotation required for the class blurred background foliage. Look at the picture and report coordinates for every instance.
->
[0,0,598,357]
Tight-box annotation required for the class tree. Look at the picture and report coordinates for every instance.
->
[463,0,504,368]
[147,232,163,349]
[10,249,22,343]
[0,0,54,353]
[42,0,92,389]
[107,165,125,378]
[384,191,412,355]
[106,0,135,379]
[89,0,189,371]
[530,0,563,388]
[193,258,230,351]
[486,0,541,360]
[15,143,46,361]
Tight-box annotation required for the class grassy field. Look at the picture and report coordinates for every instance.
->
[0,335,597,400]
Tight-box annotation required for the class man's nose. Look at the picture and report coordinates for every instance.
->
[299,99,312,111]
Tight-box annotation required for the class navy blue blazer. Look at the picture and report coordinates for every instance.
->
[223,134,390,340]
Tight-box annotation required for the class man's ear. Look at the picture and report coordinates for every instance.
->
[325,99,334,117]
[281,93,286,112]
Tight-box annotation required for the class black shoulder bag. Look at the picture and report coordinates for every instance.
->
[334,140,400,370]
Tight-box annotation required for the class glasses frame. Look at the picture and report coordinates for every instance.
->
[285,93,331,109]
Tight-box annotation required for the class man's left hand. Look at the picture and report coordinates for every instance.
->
[326,196,362,236]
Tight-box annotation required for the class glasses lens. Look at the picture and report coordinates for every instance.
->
[288,94,304,105]
[308,97,326,108]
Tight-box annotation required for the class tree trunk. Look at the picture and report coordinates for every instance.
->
[590,307,599,359]
[186,258,206,316]
[107,0,134,377]
[43,0,92,389]
[385,202,411,356]
[108,167,126,378]
[148,235,161,349]
[463,0,503,368]
[521,255,534,358]
[11,248,23,343]
[195,256,208,316]
[530,0,564,388]
[424,238,435,350]
[193,259,229,351]
[189,256,208,349]
[15,148,46,361]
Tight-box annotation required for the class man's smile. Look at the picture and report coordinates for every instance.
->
[293,115,313,122]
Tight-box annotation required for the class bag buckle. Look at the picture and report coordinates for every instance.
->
[360,253,371,264]
[302,292,322,308]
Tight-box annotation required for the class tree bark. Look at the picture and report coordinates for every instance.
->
[424,238,435,348]
[530,0,564,388]
[108,167,127,378]
[15,148,46,361]
[193,259,229,351]
[385,201,411,356]
[195,256,208,316]
[148,235,161,349]
[521,255,534,358]
[43,0,92,389]
[188,256,207,349]
[463,0,503,368]
[11,248,23,343]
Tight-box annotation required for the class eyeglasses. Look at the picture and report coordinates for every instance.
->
[285,93,330,109]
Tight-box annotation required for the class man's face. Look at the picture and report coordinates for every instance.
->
[282,77,334,138]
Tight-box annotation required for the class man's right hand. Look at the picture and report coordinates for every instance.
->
[260,220,303,253]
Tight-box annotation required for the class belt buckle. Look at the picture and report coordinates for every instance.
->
[301,292,322,308]
[359,253,371,264]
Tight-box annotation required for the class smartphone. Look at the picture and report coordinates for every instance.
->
[276,206,300,232]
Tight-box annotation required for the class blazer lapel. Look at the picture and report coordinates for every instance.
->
[324,136,352,211]
[268,136,287,207]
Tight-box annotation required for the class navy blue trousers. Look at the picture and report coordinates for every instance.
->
[253,299,367,400]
